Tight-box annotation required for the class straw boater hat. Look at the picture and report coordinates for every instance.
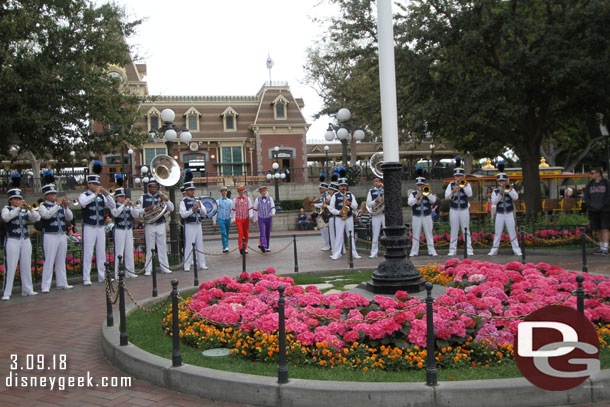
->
[237,185,245,192]
[220,186,228,191]
[258,185,267,192]
[86,160,102,184]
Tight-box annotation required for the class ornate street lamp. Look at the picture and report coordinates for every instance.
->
[147,108,192,257]
[266,146,285,212]
[324,145,329,178]
[324,108,365,167]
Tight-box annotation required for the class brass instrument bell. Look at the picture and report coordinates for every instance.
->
[422,184,431,196]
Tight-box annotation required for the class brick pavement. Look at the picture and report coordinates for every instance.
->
[1,231,609,407]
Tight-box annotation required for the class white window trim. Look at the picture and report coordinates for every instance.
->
[184,106,202,132]
[145,107,162,132]
[272,94,289,120]
[221,106,239,132]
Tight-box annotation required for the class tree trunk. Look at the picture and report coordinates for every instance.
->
[516,146,543,217]
[24,151,42,193]
[350,137,357,167]
[464,152,474,174]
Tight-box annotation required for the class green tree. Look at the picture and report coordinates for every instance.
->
[306,0,610,215]
[0,0,146,190]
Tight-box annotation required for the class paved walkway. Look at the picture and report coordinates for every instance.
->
[1,231,609,407]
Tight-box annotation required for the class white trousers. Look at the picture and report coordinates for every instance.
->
[114,228,135,278]
[449,209,473,255]
[320,225,331,250]
[144,223,170,273]
[82,224,106,282]
[410,215,437,256]
[490,212,522,255]
[41,233,68,291]
[370,214,385,257]
[333,216,358,258]
[3,238,33,296]
[184,223,206,271]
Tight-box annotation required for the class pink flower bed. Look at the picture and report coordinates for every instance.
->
[188,261,610,350]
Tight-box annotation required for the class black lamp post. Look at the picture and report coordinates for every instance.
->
[324,108,365,167]
[148,108,192,258]
[324,145,329,177]
[429,143,435,179]
[601,123,610,179]
[267,146,285,213]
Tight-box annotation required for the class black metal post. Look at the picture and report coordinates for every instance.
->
[349,230,354,269]
[324,149,329,178]
[292,234,299,273]
[117,255,123,278]
[406,224,411,258]
[425,282,438,386]
[277,285,288,384]
[367,162,425,294]
[581,226,589,274]
[118,271,128,346]
[463,227,468,259]
[192,242,199,286]
[171,279,182,367]
[105,263,113,327]
[242,237,246,274]
[165,140,180,260]
[151,247,158,297]
[576,275,585,314]
[520,225,526,263]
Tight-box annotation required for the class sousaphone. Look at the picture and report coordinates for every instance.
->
[138,155,181,224]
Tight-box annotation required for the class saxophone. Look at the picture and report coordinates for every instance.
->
[340,193,351,220]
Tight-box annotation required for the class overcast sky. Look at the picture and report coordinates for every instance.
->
[116,0,338,143]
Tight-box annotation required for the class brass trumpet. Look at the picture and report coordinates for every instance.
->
[503,184,513,193]
[72,199,79,206]
[458,179,469,188]
[30,202,39,210]
[422,184,432,196]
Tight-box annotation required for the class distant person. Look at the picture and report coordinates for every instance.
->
[297,208,310,230]
[584,167,610,256]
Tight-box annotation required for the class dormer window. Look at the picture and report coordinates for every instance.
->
[221,106,239,132]
[184,106,202,132]
[146,107,161,132]
[272,94,289,120]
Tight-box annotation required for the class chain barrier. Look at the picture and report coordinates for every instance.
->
[200,246,241,256]
[123,284,172,313]
[104,277,120,304]
[246,239,294,255]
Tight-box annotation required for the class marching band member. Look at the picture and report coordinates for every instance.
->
[1,174,40,300]
[444,156,473,256]
[79,161,115,285]
[179,180,208,271]
[366,175,385,258]
[253,185,275,252]
[110,175,139,278]
[213,186,234,253]
[328,178,360,260]
[488,165,522,256]
[232,185,253,254]
[326,177,341,256]
[313,175,331,251]
[408,169,438,257]
[139,178,174,275]
[39,171,74,292]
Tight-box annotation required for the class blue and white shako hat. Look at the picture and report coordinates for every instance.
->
[329,182,339,191]
[453,156,465,176]
[318,173,328,189]
[180,186,186,194]
[415,166,426,185]
[86,160,102,184]
[182,169,193,191]
[113,174,125,197]
[496,161,508,182]
[147,178,159,187]
[41,170,57,195]
[8,173,22,200]
[338,177,348,187]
